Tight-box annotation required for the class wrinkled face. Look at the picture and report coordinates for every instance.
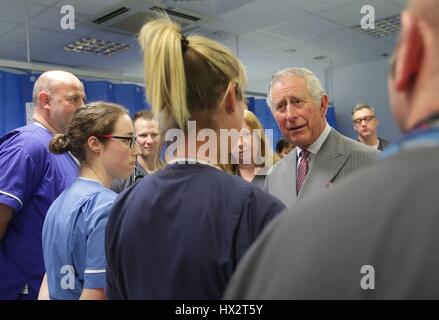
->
[48,79,86,134]
[271,76,328,149]
[135,118,161,157]
[101,114,141,180]
[352,108,379,138]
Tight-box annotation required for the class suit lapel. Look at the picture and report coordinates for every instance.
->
[298,130,349,199]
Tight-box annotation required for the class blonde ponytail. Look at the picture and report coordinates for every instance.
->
[139,18,189,130]
[139,16,246,131]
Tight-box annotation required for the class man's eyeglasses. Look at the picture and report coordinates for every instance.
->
[353,116,375,125]
[98,134,137,148]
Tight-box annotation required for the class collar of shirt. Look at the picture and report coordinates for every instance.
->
[381,121,439,159]
[296,122,331,160]
[78,177,103,186]
[33,121,80,166]
[135,160,148,176]
[168,157,223,171]
[33,121,53,136]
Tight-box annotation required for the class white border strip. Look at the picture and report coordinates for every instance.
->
[84,269,106,274]
[0,190,23,208]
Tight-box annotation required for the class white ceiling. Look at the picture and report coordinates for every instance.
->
[0,0,406,92]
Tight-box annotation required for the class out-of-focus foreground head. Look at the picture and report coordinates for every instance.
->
[388,0,439,132]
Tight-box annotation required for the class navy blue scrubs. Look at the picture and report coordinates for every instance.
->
[105,162,285,299]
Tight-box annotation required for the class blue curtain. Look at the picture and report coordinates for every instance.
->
[83,81,148,117]
[327,104,337,129]
[253,99,282,150]
[246,97,255,112]
[0,71,26,135]
[83,80,115,103]
[112,83,149,116]
[0,70,148,136]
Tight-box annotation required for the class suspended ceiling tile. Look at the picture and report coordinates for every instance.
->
[289,0,359,13]
[0,21,18,37]
[29,7,93,37]
[36,48,100,67]
[331,53,376,68]
[267,14,343,42]
[390,0,407,8]
[262,41,342,66]
[194,21,254,41]
[160,0,255,16]
[348,38,395,56]
[55,0,126,16]
[382,33,399,46]
[238,47,325,81]
[239,32,291,51]
[0,0,46,24]
[306,27,378,49]
[259,38,303,54]
[85,30,138,46]
[0,40,52,61]
[28,0,61,5]
[219,0,308,31]
[317,0,402,27]
[3,26,82,49]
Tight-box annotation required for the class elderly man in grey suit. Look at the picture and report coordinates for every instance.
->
[225,0,439,299]
[264,67,378,207]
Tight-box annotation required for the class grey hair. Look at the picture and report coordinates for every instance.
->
[266,67,326,109]
[352,103,376,116]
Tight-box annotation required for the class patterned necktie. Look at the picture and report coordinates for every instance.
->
[296,150,309,195]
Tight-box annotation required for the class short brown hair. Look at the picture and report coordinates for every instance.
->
[133,109,154,122]
[352,103,376,116]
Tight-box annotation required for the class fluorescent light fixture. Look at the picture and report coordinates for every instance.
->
[352,14,400,38]
[63,38,133,56]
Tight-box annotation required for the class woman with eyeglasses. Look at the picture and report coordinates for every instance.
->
[104,17,286,300]
[38,102,140,300]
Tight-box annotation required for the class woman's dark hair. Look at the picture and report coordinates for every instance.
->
[49,101,128,163]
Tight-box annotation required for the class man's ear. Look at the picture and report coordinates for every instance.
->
[319,94,329,117]
[224,83,238,115]
[38,91,50,111]
[394,10,423,91]
[87,136,102,154]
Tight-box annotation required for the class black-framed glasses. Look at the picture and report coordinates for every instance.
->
[98,134,137,148]
[353,115,375,125]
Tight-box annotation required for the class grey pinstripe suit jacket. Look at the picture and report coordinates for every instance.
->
[264,128,379,207]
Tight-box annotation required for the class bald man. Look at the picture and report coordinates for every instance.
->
[0,71,85,299]
[224,0,439,299]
